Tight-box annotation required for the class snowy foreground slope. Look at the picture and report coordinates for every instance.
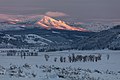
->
[0,49,120,80]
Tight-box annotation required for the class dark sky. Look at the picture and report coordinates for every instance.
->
[0,0,120,20]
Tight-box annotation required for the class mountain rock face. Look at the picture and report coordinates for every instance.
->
[36,16,86,31]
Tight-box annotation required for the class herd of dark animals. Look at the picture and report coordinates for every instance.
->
[6,52,38,59]
[67,54,101,62]
[5,52,111,62]
[44,54,102,63]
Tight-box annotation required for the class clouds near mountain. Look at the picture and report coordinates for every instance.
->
[45,11,68,17]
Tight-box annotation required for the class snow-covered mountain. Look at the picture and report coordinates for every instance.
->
[36,16,86,31]
[0,14,86,31]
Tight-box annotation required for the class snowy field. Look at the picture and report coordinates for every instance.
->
[0,50,120,80]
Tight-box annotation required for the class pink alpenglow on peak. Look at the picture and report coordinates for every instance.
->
[37,16,86,31]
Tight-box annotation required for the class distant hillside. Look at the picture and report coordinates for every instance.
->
[0,25,120,51]
[75,25,120,50]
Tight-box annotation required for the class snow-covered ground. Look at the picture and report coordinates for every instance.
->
[0,50,120,80]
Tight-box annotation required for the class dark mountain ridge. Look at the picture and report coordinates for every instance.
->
[0,25,120,51]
